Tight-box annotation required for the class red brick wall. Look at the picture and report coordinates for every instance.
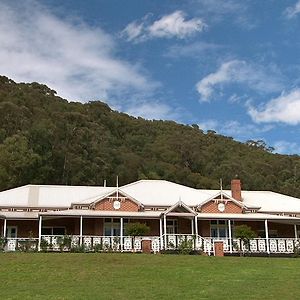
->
[95,197,139,212]
[201,201,243,214]
[198,220,210,236]
[0,219,4,236]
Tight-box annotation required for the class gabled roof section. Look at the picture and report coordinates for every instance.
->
[164,200,197,216]
[120,180,211,207]
[77,188,144,208]
[0,184,115,208]
[197,190,250,210]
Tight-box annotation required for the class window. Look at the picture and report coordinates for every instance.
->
[210,220,228,238]
[166,219,178,234]
[41,227,65,235]
[103,218,129,236]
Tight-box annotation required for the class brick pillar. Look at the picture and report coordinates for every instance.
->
[142,239,151,254]
[214,241,224,257]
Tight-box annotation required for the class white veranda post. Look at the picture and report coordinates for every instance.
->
[191,218,194,235]
[265,219,269,254]
[163,214,167,249]
[159,218,163,250]
[38,216,42,251]
[120,217,123,252]
[294,224,298,240]
[228,220,232,253]
[3,218,7,238]
[194,216,198,236]
[79,216,83,246]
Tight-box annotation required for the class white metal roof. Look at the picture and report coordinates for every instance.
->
[1,180,300,214]
[121,180,212,207]
[0,185,115,208]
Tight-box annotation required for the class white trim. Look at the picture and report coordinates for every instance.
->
[164,200,197,216]
[197,191,249,210]
[294,224,298,240]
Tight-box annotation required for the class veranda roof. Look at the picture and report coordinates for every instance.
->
[40,210,162,218]
[197,213,300,223]
[0,211,39,219]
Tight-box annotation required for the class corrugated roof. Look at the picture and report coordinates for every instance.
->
[0,185,115,208]
[1,180,300,214]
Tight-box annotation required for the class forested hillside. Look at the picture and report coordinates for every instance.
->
[0,76,299,197]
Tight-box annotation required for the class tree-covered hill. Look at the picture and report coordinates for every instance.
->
[0,75,300,197]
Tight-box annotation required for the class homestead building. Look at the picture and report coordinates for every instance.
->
[0,179,300,255]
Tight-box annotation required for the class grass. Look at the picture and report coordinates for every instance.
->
[0,253,300,300]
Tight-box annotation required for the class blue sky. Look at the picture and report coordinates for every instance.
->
[1,1,300,154]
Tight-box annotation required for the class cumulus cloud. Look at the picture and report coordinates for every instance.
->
[121,11,206,42]
[248,89,300,125]
[284,1,300,19]
[196,60,283,102]
[0,0,158,103]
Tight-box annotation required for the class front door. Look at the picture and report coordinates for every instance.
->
[6,226,17,238]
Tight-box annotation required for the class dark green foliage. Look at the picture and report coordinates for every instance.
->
[234,225,257,241]
[0,76,300,197]
[125,222,150,236]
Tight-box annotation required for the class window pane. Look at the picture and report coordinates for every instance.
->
[211,228,218,237]
[219,228,227,238]
[41,228,52,235]
[211,220,217,224]
[219,220,226,225]
[104,227,111,236]
[53,227,65,235]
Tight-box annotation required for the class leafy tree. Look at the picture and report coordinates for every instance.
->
[125,223,150,237]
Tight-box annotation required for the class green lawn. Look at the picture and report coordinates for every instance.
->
[0,253,300,300]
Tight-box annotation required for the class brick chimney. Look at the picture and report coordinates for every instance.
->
[231,179,242,201]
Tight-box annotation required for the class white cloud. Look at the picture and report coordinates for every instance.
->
[196,60,283,102]
[194,0,255,29]
[166,41,222,58]
[198,119,219,131]
[284,1,300,19]
[125,102,177,120]
[0,0,158,103]
[274,141,300,155]
[248,89,300,125]
[198,119,273,139]
[121,11,206,42]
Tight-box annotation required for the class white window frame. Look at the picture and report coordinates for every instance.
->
[103,218,129,236]
[166,219,178,234]
[210,220,228,239]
